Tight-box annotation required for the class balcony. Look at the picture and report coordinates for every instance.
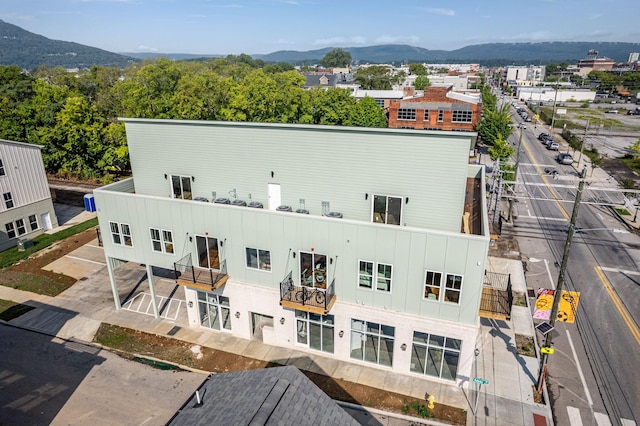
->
[174,253,228,291]
[279,272,336,315]
[478,271,512,320]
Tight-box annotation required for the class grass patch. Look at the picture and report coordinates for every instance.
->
[615,208,631,216]
[0,270,74,296]
[0,217,98,269]
[0,299,35,321]
[402,400,435,418]
[515,334,535,357]
[620,156,640,175]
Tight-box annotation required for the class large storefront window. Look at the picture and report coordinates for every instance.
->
[197,292,231,331]
[295,311,334,354]
[410,331,461,380]
[350,319,394,367]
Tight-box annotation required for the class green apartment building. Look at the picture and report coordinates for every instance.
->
[94,119,489,384]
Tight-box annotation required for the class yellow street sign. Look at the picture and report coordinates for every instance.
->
[535,114,540,120]
[540,347,555,355]
[557,291,580,323]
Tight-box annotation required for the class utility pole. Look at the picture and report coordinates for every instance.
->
[550,82,560,131]
[536,172,586,392]
[578,120,589,169]
[508,127,524,221]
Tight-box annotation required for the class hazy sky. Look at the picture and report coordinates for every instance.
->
[2,0,639,55]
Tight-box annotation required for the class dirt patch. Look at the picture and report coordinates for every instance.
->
[515,334,535,357]
[0,227,97,296]
[94,323,467,425]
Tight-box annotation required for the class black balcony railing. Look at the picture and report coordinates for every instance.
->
[174,253,228,290]
[280,271,336,314]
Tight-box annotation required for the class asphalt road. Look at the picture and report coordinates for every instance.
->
[0,324,206,426]
[506,110,640,426]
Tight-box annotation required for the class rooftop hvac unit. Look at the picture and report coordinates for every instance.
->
[214,198,231,204]
[248,201,264,209]
[326,212,343,218]
[231,199,247,206]
[276,205,292,212]
[295,209,309,214]
[194,196,209,202]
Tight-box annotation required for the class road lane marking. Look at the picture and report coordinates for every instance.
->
[620,419,636,426]
[567,330,593,406]
[64,255,106,266]
[518,215,567,222]
[594,412,612,425]
[568,406,584,426]
[599,266,640,276]
[545,259,555,289]
[594,266,640,346]
[521,134,570,220]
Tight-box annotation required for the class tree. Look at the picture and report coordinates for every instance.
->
[477,105,512,146]
[488,133,514,160]
[320,49,352,68]
[354,66,395,90]
[409,63,427,75]
[346,97,387,127]
[414,75,431,90]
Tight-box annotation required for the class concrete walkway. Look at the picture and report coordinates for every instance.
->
[0,237,553,426]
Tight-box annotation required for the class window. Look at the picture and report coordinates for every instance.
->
[424,270,443,301]
[375,99,385,107]
[300,251,327,289]
[110,222,133,247]
[150,228,174,254]
[3,192,14,209]
[372,194,402,225]
[197,292,231,331]
[15,219,26,236]
[0,159,4,176]
[423,110,430,121]
[350,319,395,367]
[170,175,192,200]
[5,223,15,239]
[437,110,444,122]
[452,110,473,123]
[196,235,220,269]
[359,261,392,292]
[397,108,416,120]
[246,247,271,271]
[28,215,38,231]
[444,274,463,303]
[410,331,461,381]
[296,311,334,353]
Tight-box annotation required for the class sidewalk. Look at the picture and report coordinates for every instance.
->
[0,240,552,426]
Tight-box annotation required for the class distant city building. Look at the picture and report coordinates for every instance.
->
[505,66,545,87]
[303,73,354,89]
[0,139,58,251]
[387,85,481,133]
[628,52,639,63]
[578,49,614,72]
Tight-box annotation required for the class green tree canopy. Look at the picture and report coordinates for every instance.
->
[346,97,387,127]
[409,63,427,75]
[488,133,514,160]
[320,49,352,68]
[414,75,431,90]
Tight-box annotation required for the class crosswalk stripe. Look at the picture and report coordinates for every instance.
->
[621,419,636,426]
[568,407,583,426]
[594,412,612,426]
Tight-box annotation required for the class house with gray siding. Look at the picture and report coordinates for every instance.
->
[0,139,58,251]
[94,119,490,386]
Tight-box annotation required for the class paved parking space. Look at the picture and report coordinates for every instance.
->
[43,239,105,280]
[122,292,184,321]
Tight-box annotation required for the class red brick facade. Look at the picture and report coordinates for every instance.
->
[387,86,482,132]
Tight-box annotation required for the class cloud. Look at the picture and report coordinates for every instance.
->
[136,45,159,52]
[588,13,603,20]
[423,8,455,17]
[313,36,367,46]
[374,35,420,44]
[275,0,299,4]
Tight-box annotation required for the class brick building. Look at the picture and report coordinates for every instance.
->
[387,86,481,132]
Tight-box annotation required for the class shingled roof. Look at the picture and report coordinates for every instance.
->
[168,366,359,426]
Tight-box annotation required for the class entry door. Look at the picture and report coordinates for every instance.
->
[195,235,220,269]
[40,213,52,231]
[251,312,273,341]
[267,183,281,210]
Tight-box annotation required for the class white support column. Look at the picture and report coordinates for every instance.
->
[146,264,160,319]
[107,257,121,310]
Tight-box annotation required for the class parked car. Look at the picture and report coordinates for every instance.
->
[605,109,619,114]
[557,153,573,165]
[628,109,640,116]
[538,133,550,141]
[547,142,559,151]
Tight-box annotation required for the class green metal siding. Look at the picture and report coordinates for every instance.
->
[123,119,472,234]
[95,186,488,325]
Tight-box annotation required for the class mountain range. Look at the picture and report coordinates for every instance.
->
[1,19,639,70]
